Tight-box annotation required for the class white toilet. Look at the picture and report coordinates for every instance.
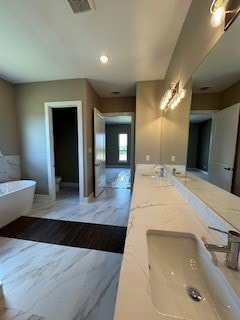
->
[55,176,62,192]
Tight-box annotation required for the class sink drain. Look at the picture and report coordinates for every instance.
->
[187,287,202,302]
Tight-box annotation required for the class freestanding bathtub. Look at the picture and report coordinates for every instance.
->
[0,180,36,228]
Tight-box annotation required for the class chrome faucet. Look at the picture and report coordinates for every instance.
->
[159,167,165,177]
[205,226,240,270]
[154,165,166,178]
[172,168,181,176]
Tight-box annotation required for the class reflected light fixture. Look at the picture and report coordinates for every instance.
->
[210,0,228,27]
[160,83,186,111]
[99,55,109,64]
[170,89,186,110]
[160,82,176,111]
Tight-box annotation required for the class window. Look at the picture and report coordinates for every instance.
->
[118,133,128,161]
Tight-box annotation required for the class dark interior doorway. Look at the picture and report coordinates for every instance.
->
[52,108,79,189]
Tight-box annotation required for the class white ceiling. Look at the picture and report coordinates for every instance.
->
[192,15,240,93]
[0,0,192,97]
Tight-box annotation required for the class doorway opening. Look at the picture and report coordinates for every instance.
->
[187,113,213,181]
[53,107,78,190]
[104,113,134,189]
[44,101,84,201]
[187,104,240,193]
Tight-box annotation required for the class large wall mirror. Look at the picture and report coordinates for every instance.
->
[182,15,240,231]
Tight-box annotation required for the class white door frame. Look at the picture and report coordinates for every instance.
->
[189,110,217,178]
[94,108,106,197]
[44,101,84,201]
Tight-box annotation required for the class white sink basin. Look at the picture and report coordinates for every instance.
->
[147,230,240,320]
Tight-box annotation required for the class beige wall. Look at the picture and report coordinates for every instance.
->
[191,80,240,112]
[220,81,240,110]
[191,93,220,111]
[135,80,164,164]
[85,80,101,196]
[161,80,192,164]
[100,97,136,113]
[15,78,93,195]
[0,78,19,155]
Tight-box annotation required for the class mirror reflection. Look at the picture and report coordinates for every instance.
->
[183,16,240,230]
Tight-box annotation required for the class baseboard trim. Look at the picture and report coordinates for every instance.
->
[61,182,79,187]
[34,191,93,203]
[79,192,94,203]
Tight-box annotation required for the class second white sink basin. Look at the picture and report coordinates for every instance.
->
[147,230,240,320]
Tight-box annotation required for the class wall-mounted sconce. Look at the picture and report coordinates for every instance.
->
[210,0,228,27]
[210,0,240,29]
[160,82,186,111]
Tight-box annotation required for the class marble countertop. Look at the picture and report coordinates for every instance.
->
[113,165,240,320]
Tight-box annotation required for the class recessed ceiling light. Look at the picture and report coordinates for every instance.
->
[99,55,109,64]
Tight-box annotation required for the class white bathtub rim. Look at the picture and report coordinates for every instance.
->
[0,180,36,196]
[0,180,36,228]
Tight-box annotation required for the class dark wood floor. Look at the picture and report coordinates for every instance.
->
[0,217,127,254]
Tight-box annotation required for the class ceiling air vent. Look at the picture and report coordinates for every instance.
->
[200,86,211,91]
[65,0,95,14]
[110,91,120,96]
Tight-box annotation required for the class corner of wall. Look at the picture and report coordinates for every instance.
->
[84,79,101,197]
[135,80,165,165]
[0,78,20,155]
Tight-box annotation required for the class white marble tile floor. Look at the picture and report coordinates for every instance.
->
[105,168,131,189]
[0,187,131,320]
[29,188,131,227]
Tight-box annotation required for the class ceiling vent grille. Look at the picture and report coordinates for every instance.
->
[65,0,95,14]
[200,86,211,91]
